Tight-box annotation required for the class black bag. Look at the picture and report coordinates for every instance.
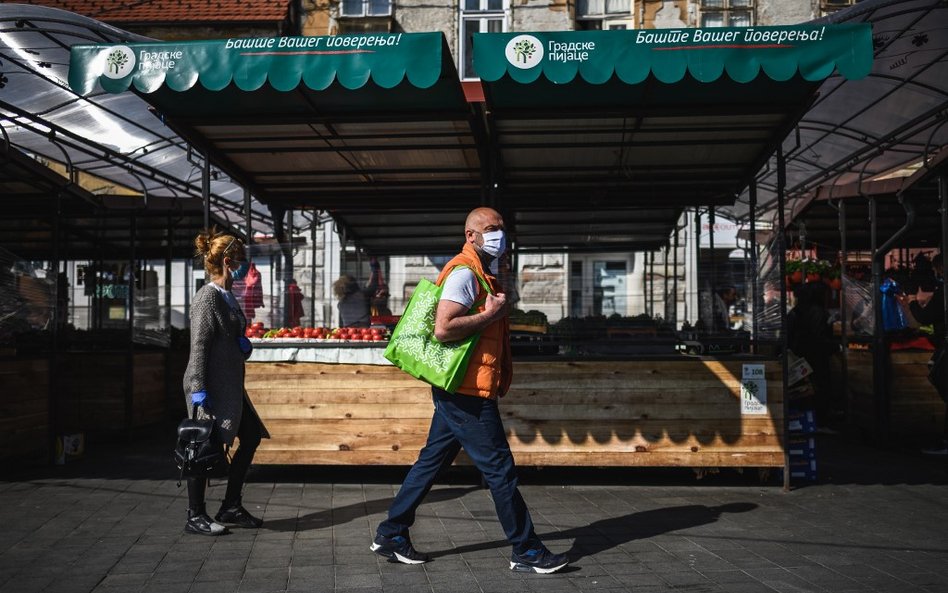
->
[173,404,228,486]
[929,338,948,404]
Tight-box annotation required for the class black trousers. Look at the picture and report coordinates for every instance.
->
[187,398,263,512]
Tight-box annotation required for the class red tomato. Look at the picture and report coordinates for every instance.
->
[252,321,264,330]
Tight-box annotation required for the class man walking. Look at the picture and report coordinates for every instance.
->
[370,207,569,574]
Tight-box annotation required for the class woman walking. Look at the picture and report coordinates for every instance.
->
[182,228,270,535]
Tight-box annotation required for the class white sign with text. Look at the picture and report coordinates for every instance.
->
[740,364,768,415]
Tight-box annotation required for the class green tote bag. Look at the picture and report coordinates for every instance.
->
[383,266,491,393]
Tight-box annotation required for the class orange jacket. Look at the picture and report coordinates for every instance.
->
[435,243,512,399]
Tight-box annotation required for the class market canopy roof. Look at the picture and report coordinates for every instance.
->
[0,143,235,259]
[784,147,948,251]
[67,24,872,255]
[472,25,872,252]
[0,4,272,247]
[723,0,948,224]
[68,31,483,254]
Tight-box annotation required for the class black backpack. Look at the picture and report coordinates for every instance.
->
[173,405,228,486]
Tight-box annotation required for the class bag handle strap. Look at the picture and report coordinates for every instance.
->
[449,265,493,312]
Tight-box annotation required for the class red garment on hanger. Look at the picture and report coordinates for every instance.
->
[240,262,264,320]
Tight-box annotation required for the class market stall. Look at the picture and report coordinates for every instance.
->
[784,151,947,443]
[67,24,874,478]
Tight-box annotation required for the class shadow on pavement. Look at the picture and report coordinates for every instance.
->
[428,502,757,561]
[262,486,479,532]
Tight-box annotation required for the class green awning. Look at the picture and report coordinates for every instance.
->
[474,24,871,84]
[66,32,481,256]
[69,32,445,96]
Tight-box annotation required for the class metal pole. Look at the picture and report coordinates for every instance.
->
[870,197,885,443]
[941,175,948,342]
[244,188,252,245]
[838,199,850,428]
[776,147,790,491]
[284,209,295,327]
[165,216,173,331]
[311,220,317,325]
[663,246,669,322]
[202,154,211,231]
[672,219,680,327]
[49,193,62,464]
[709,206,716,296]
[646,251,653,318]
[126,216,136,440]
[750,181,759,346]
[694,208,701,326]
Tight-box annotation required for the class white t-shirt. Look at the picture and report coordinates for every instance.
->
[440,267,480,309]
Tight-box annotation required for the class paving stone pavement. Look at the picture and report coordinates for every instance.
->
[1,429,946,593]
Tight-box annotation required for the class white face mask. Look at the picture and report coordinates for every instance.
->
[480,229,506,258]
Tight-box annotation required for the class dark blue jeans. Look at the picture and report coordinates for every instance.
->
[377,387,541,555]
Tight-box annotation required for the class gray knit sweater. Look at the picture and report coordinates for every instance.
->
[182,283,270,446]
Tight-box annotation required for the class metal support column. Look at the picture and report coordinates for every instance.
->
[49,193,63,463]
[244,188,253,245]
[776,147,790,491]
[202,153,211,231]
[709,206,716,294]
[869,197,884,443]
[284,209,295,327]
[941,175,948,342]
[663,246,670,322]
[311,220,317,325]
[838,199,850,427]
[672,219,680,327]
[750,181,760,346]
[126,216,136,441]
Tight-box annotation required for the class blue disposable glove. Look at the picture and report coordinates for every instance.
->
[191,391,207,407]
[238,335,253,355]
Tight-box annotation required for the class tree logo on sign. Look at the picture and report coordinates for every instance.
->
[505,35,544,70]
[102,46,135,79]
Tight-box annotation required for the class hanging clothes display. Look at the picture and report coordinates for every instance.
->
[238,262,264,321]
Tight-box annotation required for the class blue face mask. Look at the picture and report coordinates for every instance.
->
[231,261,250,281]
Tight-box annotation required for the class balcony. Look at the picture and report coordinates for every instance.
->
[576,0,630,18]
[339,0,393,18]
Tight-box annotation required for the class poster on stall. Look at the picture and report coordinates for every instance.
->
[741,364,767,415]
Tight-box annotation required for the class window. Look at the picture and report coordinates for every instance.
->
[576,0,629,19]
[820,0,857,16]
[699,0,754,27]
[339,0,392,18]
[576,17,630,30]
[460,0,506,80]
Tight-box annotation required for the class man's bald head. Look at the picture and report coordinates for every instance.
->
[465,207,502,233]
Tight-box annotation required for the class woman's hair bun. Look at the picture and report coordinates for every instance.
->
[194,230,213,257]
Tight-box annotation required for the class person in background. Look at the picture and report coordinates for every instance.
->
[371,207,568,574]
[332,258,381,327]
[287,278,305,327]
[712,285,738,333]
[788,281,837,431]
[182,228,270,535]
[901,253,947,455]
[904,253,945,341]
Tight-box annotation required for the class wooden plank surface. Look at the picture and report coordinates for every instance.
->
[846,350,943,439]
[0,359,49,464]
[248,360,785,467]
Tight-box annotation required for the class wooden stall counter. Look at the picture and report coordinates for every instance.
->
[246,343,784,468]
[847,348,944,441]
